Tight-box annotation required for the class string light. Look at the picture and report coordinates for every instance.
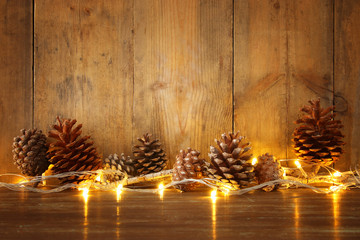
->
[294,160,308,178]
[95,170,103,182]
[0,165,359,197]
[80,187,89,204]
[42,172,46,186]
[252,157,258,166]
[211,189,217,203]
[158,183,164,200]
[116,184,123,202]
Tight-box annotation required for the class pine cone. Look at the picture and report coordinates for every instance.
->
[47,117,102,184]
[103,153,136,182]
[172,148,206,192]
[12,129,49,176]
[133,133,167,175]
[254,153,282,192]
[207,132,255,189]
[293,98,345,166]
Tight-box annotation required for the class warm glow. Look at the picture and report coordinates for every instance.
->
[294,160,301,168]
[18,178,28,187]
[116,184,123,202]
[95,170,103,182]
[42,172,46,186]
[223,188,229,196]
[333,171,341,177]
[211,191,217,240]
[330,185,342,193]
[251,157,258,165]
[283,170,286,177]
[332,193,340,240]
[79,187,89,204]
[211,189,217,203]
[158,183,164,200]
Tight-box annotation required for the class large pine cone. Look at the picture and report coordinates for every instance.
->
[103,153,136,182]
[12,129,49,176]
[133,133,167,175]
[293,98,345,166]
[47,117,102,184]
[207,132,255,189]
[172,148,206,192]
[254,153,282,192]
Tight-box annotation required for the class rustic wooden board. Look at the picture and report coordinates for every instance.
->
[133,0,233,165]
[1,189,360,239]
[34,0,134,158]
[234,0,333,160]
[335,0,360,170]
[286,0,334,159]
[234,0,287,158]
[0,1,32,181]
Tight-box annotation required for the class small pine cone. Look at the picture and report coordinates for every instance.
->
[172,148,206,192]
[133,133,167,175]
[12,129,49,176]
[47,117,102,184]
[207,132,255,189]
[293,98,345,166]
[103,153,136,182]
[254,153,282,192]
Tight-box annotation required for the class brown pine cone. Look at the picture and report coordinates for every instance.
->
[172,148,206,192]
[103,153,136,182]
[293,98,345,166]
[133,133,167,175]
[206,132,255,189]
[47,117,102,184]
[254,153,282,192]
[12,129,49,176]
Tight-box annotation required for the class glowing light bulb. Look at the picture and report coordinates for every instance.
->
[283,171,286,177]
[18,178,28,187]
[80,187,89,204]
[211,189,217,203]
[158,183,164,200]
[223,188,229,196]
[42,172,46,186]
[294,160,301,168]
[333,171,341,177]
[251,157,258,165]
[116,184,123,202]
[96,170,102,182]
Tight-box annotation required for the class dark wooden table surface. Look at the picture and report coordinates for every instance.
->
[1,188,360,240]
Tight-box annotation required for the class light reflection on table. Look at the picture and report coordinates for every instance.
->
[211,190,217,240]
[332,193,340,240]
[2,189,360,239]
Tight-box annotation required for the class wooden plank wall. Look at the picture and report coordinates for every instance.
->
[0,0,359,178]
[335,0,360,170]
[0,1,32,182]
[234,0,334,159]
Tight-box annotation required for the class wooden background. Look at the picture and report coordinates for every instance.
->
[1,0,359,179]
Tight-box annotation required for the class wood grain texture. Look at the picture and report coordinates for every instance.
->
[286,0,334,159]
[234,0,333,160]
[133,0,233,165]
[335,0,360,170]
[234,0,287,158]
[1,189,360,239]
[1,0,360,178]
[0,1,32,180]
[34,0,134,158]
